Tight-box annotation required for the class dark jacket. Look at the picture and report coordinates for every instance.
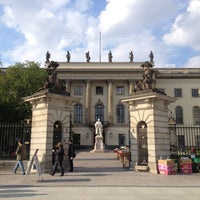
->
[54,147,64,162]
[68,144,74,158]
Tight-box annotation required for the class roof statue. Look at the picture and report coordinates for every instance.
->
[149,51,154,64]
[46,51,51,63]
[66,51,71,62]
[108,50,113,62]
[86,51,90,62]
[129,51,134,62]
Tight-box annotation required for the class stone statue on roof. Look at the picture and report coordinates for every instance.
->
[86,51,90,62]
[108,50,113,62]
[66,51,71,62]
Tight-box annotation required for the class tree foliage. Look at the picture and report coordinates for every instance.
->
[0,61,47,122]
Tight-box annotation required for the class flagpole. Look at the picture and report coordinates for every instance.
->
[99,32,101,63]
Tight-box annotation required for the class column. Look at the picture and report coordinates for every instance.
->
[65,80,71,94]
[108,80,113,123]
[128,80,134,95]
[85,80,92,123]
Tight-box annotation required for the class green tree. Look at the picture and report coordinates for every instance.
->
[0,61,47,122]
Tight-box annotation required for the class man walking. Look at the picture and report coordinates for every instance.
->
[13,140,26,175]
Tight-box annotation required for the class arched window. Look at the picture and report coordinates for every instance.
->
[175,106,183,124]
[74,103,83,123]
[95,100,104,122]
[116,104,125,123]
[193,106,200,125]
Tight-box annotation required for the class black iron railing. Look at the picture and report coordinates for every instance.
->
[0,122,31,160]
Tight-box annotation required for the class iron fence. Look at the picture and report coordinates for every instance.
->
[1,122,200,159]
[0,122,31,160]
[169,125,200,157]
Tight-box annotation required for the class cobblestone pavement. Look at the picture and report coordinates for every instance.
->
[1,151,200,199]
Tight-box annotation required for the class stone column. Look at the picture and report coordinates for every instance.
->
[107,80,113,123]
[128,80,134,95]
[23,90,80,172]
[85,80,92,123]
[66,80,71,94]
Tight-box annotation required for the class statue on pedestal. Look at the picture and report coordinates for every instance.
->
[149,51,154,63]
[90,118,105,152]
[85,51,90,62]
[134,61,156,92]
[41,61,69,95]
[46,51,51,63]
[95,119,103,137]
[129,51,134,62]
[66,51,71,62]
[108,50,113,62]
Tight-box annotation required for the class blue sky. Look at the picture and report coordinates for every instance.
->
[0,0,200,68]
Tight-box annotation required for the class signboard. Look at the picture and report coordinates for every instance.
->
[26,149,43,180]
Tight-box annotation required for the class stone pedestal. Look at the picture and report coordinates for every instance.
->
[121,91,176,174]
[23,89,79,172]
[91,136,105,152]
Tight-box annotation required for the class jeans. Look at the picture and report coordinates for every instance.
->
[13,160,25,174]
[51,160,64,175]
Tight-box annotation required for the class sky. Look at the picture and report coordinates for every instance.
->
[0,0,200,68]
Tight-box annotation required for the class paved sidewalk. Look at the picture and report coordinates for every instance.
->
[1,150,200,199]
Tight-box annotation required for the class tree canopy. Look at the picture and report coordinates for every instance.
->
[0,61,48,122]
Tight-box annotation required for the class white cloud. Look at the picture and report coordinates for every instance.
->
[163,0,200,50]
[0,0,199,69]
[183,56,200,68]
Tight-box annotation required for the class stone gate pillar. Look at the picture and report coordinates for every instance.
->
[23,89,79,172]
[121,91,176,174]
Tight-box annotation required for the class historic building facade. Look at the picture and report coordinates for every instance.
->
[55,61,200,148]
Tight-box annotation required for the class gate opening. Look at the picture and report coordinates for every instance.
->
[137,121,148,166]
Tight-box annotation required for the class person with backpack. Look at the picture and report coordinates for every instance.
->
[50,142,65,176]
[13,140,26,175]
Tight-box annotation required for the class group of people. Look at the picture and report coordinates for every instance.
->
[13,139,75,177]
[51,139,75,176]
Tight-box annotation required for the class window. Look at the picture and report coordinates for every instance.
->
[192,89,199,97]
[116,104,125,123]
[74,86,83,95]
[174,89,182,97]
[96,86,103,95]
[74,103,83,123]
[116,86,124,95]
[193,106,200,125]
[95,101,104,121]
[118,134,126,146]
[175,106,183,124]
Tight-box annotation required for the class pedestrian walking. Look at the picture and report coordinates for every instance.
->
[51,142,65,176]
[68,139,75,172]
[13,140,26,175]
